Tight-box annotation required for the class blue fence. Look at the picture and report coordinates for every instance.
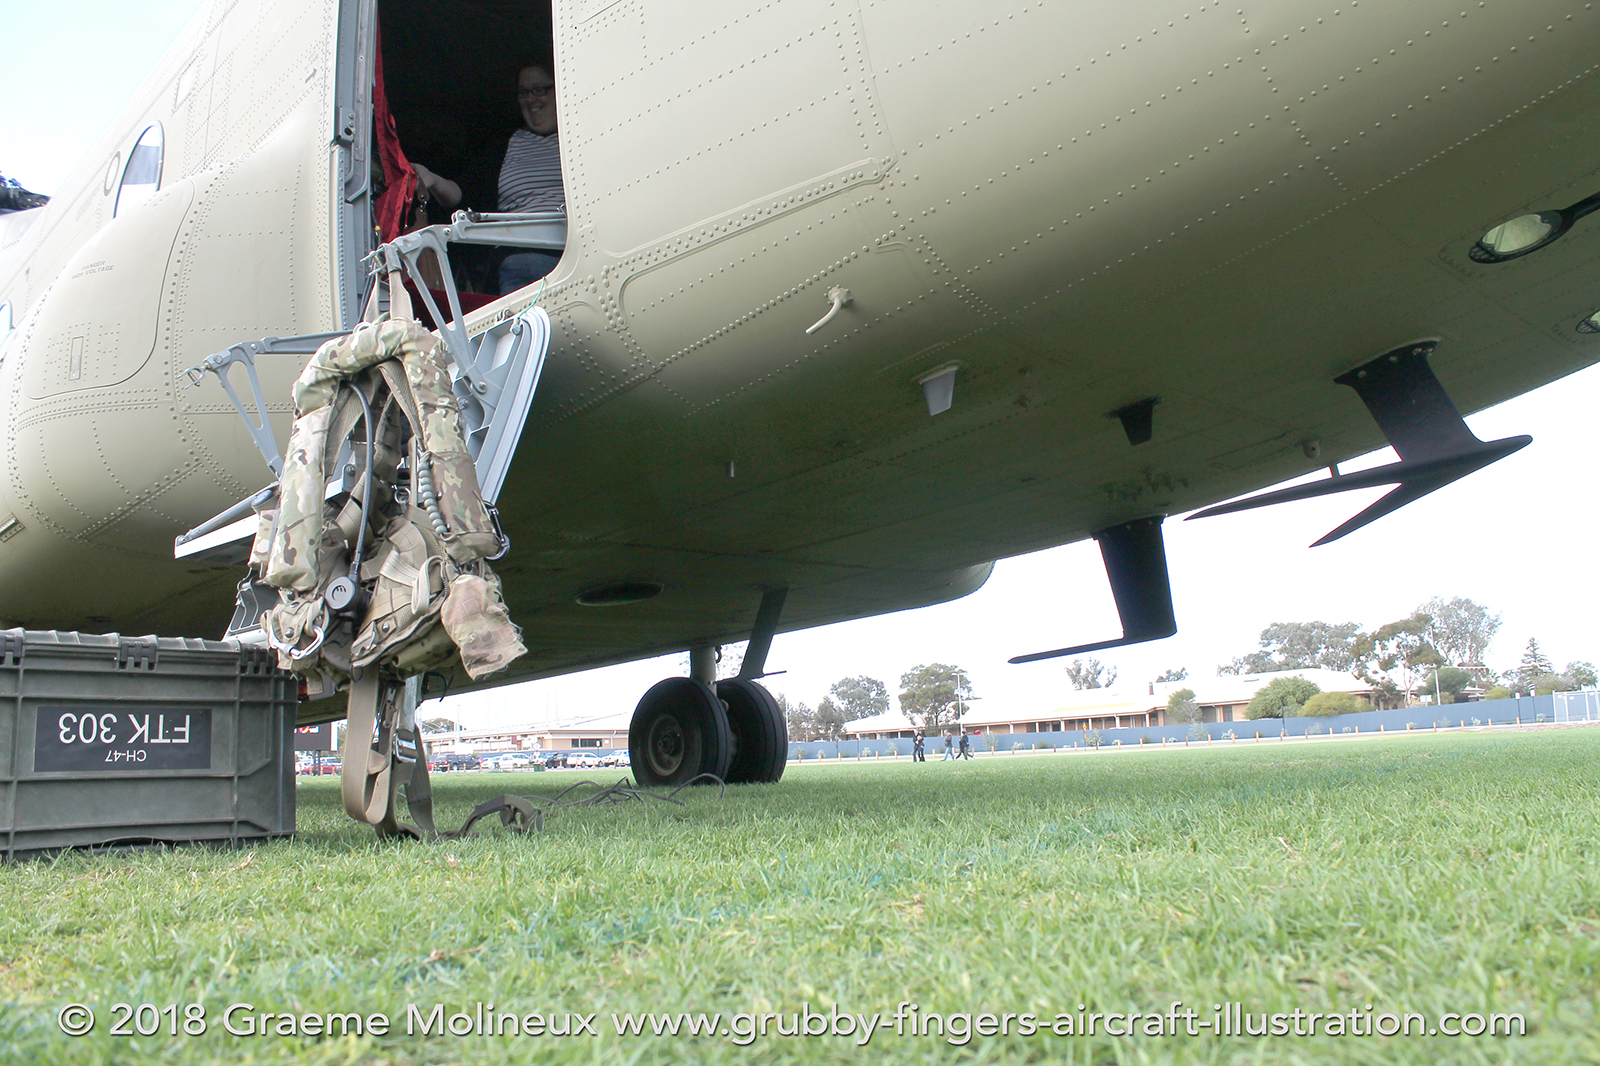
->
[793,695,1562,761]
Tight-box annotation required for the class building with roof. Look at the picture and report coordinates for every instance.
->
[424,711,630,754]
[843,670,1378,738]
[836,709,921,739]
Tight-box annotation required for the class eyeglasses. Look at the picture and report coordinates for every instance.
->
[516,84,555,100]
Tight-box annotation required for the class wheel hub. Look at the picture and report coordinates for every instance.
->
[646,714,685,776]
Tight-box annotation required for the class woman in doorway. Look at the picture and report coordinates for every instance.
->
[411,57,564,295]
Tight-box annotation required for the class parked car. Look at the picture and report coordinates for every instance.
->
[568,752,601,769]
[543,753,568,769]
[487,752,536,770]
[600,750,630,767]
[317,759,342,775]
[430,753,481,773]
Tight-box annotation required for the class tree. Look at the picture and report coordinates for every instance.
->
[1514,639,1554,692]
[1517,657,1595,695]
[1217,621,1360,675]
[1064,658,1117,690]
[716,643,746,680]
[418,716,456,734]
[1419,667,1473,703]
[1349,614,1443,709]
[1166,687,1201,725]
[773,692,814,740]
[1528,673,1566,696]
[898,663,973,732]
[1155,667,1189,683]
[1416,596,1501,667]
[812,698,848,741]
[1299,691,1371,717]
[1246,676,1322,719]
[827,675,890,722]
[679,644,749,679]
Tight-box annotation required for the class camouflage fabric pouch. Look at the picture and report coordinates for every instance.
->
[292,317,421,415]
[248,508,276,571]
[264,405,333,592]
[389,621,461,676]
[417,450,500,564]
[264,593,330,670]
[266,520,355,676]
[440,572,526,681]
[398,336,500,562]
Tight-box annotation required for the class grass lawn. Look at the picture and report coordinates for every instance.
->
[3,728,1598,1064]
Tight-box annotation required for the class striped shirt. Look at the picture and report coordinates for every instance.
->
[498,129,564,213]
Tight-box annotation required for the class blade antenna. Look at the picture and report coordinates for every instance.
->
[1187,339,1530,545]
[1010,516,1176,664]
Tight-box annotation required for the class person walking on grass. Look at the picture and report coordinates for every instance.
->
[941,731,954,760]
[913,732,925,762]
[959,730,973,760]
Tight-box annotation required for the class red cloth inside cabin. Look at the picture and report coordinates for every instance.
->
[372,31,415,245]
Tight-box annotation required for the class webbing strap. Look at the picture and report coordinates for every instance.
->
[379,550,446,614]
[340,674,442,838]
[323,387,365,483]
[362,279,384,324]
[339,674,396,826]
[377,360,426,443]
[399,738,439,838]
[388,269,413,322]
[345,685,728,841]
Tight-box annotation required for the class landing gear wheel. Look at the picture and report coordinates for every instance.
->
[715,678,788,784]
[629,677,731,787]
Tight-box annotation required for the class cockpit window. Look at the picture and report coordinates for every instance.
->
[114,124,164,217]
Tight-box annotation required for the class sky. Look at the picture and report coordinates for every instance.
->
[4,2,1597,732]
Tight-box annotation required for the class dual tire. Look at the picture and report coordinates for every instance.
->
[629,676,787,787]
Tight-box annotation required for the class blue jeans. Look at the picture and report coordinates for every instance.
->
[499,251,562,295]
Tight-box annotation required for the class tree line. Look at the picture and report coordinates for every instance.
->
[1214,597,1594,708]
[778,664,974,741]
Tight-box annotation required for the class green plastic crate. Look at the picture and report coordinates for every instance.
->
[0,630,296,859]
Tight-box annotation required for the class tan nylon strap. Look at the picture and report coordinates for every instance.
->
[332,497,364,549]
[376,360,426,442]
[322,388,365,484]
[388,269,413,322]
[401,738,439,838]
[324,372,394,479]
[377,549,420,586]
[378,549,444,614]
[340,674,441,838]
[339,674,395,826]
[362,277,384,324]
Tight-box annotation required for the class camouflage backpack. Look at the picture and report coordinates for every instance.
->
[255,282,526,689]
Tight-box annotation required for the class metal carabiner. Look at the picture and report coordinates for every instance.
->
[266,618,326,662]
[485,502,511,561]
[290,624,327,660]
